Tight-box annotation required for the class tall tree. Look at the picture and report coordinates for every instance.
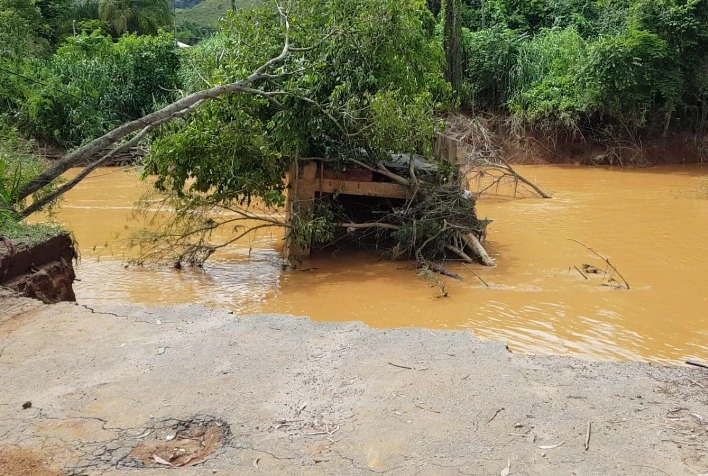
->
[443,0,462,92]
[97,0,173,35]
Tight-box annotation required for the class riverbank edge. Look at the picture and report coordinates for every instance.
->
[0,232,76,303]
[0,298,706,475]
[503,131,708,165]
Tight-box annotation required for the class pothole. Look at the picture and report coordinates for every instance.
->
[119,416,229,469]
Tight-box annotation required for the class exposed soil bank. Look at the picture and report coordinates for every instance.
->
[0,297,706,475]
[504,132,707,165]
[0,233,76,304]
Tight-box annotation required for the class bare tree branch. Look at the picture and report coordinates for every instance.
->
[15,2,300,208]
[19,102,204,218]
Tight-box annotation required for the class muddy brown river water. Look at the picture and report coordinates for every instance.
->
[41,165,707,364]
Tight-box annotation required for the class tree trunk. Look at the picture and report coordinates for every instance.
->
[462,233,495,267]
[13,8,299,214]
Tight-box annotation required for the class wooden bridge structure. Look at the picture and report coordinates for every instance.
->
[285,134,464,259]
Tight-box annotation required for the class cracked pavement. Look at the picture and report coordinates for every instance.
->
[1,296,706,475]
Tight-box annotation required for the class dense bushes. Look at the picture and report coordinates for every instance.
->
[457,0,708,135]
[0,0,181,148]
[19,32,180,146]
[508,28,588,128]
[460,27,518,109]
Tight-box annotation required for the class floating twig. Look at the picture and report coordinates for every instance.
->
[585,421,592,451]
[570,240,630,289]
[463,264,490,287]
[573,265,588,280]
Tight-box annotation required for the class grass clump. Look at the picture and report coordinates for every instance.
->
[0,221,65,248]
[0,124,66,250]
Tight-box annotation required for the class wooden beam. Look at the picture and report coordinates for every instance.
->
[305,179,409,199]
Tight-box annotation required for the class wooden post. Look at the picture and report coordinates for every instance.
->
[285,160,317,261]
[434,133,463,165]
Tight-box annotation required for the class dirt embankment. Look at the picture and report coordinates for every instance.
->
[0,233,76,304]
[504,132,707,166]
[0,298,706,475]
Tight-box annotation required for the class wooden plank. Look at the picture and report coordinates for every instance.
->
[322,167,374,182]
[300,161,318,180]
[304,179,409,199]
[434,133,464,165]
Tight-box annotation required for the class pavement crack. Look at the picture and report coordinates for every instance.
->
[251,447,297,461]
[330,449,384,474]
[79,305,123,318]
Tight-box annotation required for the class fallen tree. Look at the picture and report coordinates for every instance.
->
[126,0,497,269]
[7,0,497,270]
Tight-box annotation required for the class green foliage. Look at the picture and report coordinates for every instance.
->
[290,200,336,252]
[457,0,708,135]
[583,29,679,125]
[175,20,216,44]
[0,125,59,220]
[146,0,449,208]
[0,0,46,60]
[98,0,173,36]
[509,28,589,128]
[20,31,180,146]
[461,26,519,109]
[0,219,64,245]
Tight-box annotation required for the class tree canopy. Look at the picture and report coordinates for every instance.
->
[145,0,449,207]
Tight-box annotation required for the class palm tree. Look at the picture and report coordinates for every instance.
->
[73,0,173,36]
[100,0,172,35]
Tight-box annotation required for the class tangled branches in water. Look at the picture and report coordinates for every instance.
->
[309,160,496,268]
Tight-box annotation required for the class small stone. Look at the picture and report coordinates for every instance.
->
[22,401,32,409]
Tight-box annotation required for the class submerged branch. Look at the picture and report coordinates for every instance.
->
[462,233,495,267]
[496,157,552,199]
[340,222,401,231]
[569,239,630,290]
[19,103,202,218]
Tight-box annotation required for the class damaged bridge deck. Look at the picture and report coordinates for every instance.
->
[0,298,706,475]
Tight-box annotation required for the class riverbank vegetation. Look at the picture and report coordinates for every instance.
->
[0,126,63,245]
[1,0,707,264]
[456,0,708,162]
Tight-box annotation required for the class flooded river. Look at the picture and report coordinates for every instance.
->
[43,166,707,364]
